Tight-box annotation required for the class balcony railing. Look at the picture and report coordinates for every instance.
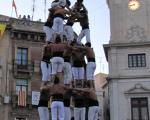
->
[13,60,34,79]
[11,92,32,109]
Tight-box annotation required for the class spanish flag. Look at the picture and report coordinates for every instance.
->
[0,23,6,38]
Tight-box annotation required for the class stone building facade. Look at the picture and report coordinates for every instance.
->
[104,0,150,120]
[94,73,109,120]
[0,15,44,120]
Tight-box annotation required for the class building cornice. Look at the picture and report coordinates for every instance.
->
[103,41,150,61]
[107,75,150,80]
[11,29,44,34]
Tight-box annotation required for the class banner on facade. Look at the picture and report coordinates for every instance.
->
[32,91,40,105]
[0,23,6,38]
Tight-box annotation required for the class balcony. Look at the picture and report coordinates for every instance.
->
[13,60,34,79]
[11,92,32,109]
[10,92,39,120]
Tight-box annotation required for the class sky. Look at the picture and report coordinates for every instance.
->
[0,0,110,74]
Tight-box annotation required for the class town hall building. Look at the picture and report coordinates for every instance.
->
[104,0,150,120]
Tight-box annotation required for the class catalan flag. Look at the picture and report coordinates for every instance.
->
[0,23,6,38]
[18,91,26,107]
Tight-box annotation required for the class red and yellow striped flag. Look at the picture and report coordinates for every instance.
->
[18,91,26,107]
[0,23,6,38]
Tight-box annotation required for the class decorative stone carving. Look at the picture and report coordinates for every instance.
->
[126,25,147,42]
[124,83,150,94]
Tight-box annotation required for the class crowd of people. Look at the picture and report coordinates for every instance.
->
[38,0,100,120]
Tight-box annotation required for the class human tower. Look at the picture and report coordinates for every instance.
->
[38,0,100,120]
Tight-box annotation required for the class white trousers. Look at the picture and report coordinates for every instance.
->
[43,26,54,42]
[51,57,64,75]
[74,107,86,120]
[63,62,72,84]
[88,106,100,120]
[38,107,49,120]
[64,107,71,120]
[86,62,96,80]
[64,25,74,42]
[72,67,84,80]
[52,17,64,35]
[41,61,51,81]
[77,28,91,44]
[51,101,65,120]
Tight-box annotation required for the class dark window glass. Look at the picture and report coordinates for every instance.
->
[16,48,28,65]
[39,35,45,41]
[15,117,26,120]
[30,34,34,40]
[131,98,149,120]
[21,33,28,39]
[14,32,18,38]
[16,79,28,94]
[128,54,146,67]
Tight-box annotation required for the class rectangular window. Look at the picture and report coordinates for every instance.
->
[128,54,146,67]
[131,98,149,120]
[14,32,18,39]
[16,47,28,66]
[15,117,26,120]
[39,35,45,41]
[16,79,28,94]
[21,33,28,40]
[30,34,34,40]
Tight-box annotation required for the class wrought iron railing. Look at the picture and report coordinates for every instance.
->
[13,59,34,70]
[11,92,32,109]
[13,60,34,78]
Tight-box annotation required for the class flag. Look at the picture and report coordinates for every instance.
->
[18,91,26,107]
[12,0,18,18]
[0,23,6,38]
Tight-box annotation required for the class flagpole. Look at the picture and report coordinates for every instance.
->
[15,9,18,18]
[11,2,13,17]
[32,0,36,21]
[44,0,47,21]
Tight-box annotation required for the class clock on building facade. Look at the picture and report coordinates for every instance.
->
[128,0,140,11]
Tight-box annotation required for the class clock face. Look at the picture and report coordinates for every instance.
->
[128,0,140,11]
